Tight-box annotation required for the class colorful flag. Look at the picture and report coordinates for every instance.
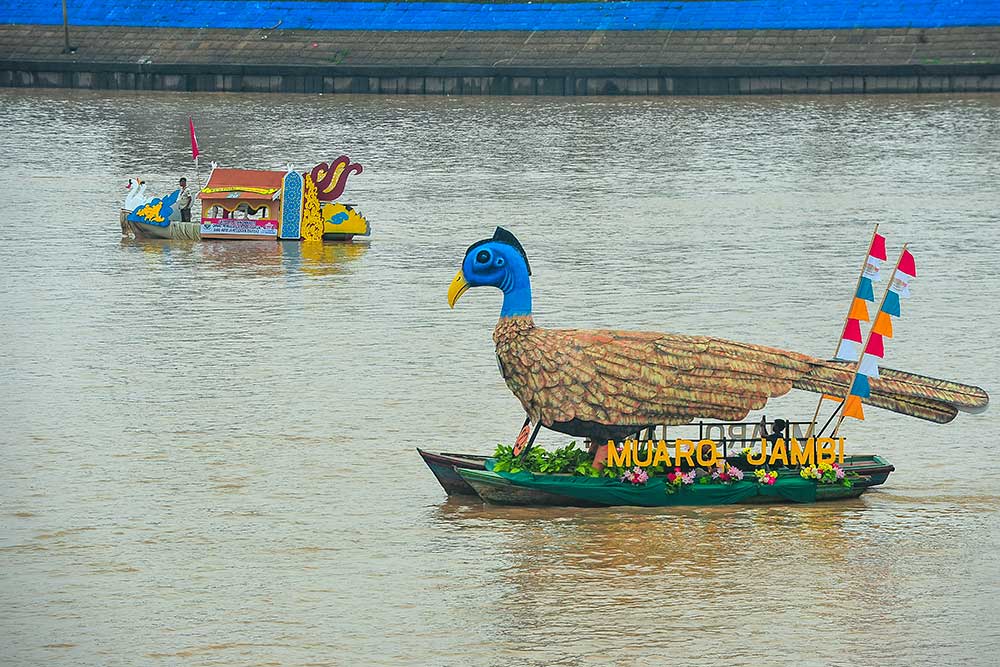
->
[842,395,865,420]
[848,298,869,322]
[841,247,916,421]
[897,248,916,277]
[850,374,871,398]
[856,278,875,302]
[871,311,893,337]
[831,230,887,364]
[858,354,880,379]
[189,117,200,161]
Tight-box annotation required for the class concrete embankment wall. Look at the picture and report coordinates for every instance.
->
[3,0,1000,96]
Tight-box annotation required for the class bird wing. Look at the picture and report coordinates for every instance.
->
[497,327,817,428]
[496,325,989,428]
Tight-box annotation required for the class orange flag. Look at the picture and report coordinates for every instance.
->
[872,311,893,337]
[843,395,865,421]
[848,298,870,322]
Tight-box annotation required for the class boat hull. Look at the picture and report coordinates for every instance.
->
[126,219,202,240]
[130,220,174,239]
[419,449,893,496]
[840,454,895,486]
[458,469,607,507]
[416,449,487,496]
[457,468,868,508]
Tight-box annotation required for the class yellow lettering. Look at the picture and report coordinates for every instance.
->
[748,439,767,465]
[768,438,788,467]
[696,439,719,467]
[674,439,695,467]
[635,440,654,467]
[652,439,672,467]
[817,438,836,465]
[838,437,845,464]
[607,440,630,467]
[790,438,815,467]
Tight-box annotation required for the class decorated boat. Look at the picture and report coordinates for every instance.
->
[418,446,895,500]
[425,225,988,508]
[121,156,370,243]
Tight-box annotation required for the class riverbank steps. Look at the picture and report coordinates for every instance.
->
[2,1,999,95]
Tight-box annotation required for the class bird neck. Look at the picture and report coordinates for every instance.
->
[494,314,535,345]
[499,272,532,318]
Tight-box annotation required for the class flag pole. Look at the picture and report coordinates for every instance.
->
[804,223,880,439]
[194,156,199,219]
[831,243,908,438]
[189,117,201,219]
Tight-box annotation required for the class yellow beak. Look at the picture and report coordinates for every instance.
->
[448,269,471,308]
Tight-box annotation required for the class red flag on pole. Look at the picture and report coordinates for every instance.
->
[189,117,200,161]
[897,248,916,277]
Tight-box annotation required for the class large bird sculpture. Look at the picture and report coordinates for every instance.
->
[448,227,989,442]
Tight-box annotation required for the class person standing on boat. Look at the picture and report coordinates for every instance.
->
[766,418,787,446]
[177,177,193,222]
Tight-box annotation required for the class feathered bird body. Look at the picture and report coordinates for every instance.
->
[494,316,987,441]
[450,228,989,441]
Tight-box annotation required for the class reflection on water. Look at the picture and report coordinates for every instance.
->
[121,238,369,278]
[1,89,999,667]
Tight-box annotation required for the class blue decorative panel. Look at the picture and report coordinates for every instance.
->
[127,188,179,227]
[5,0,1000,32]
[279,171,303,240]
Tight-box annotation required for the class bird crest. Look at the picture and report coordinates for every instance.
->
[466,227,531,276]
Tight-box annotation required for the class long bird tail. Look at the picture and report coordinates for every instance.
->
[793,360,989,423]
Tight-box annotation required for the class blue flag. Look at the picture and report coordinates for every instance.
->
[881,290,901,317]
[850,374,871,398]
[856,277,875,302]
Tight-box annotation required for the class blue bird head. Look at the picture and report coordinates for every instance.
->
[448,227,533,317]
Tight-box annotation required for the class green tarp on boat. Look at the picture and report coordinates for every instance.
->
[486,460,820,506]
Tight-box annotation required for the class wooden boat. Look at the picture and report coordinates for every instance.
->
[416,449,488,496]
[418,448,893,498]
[839,453,895,486]
[458,468,607,507]
[457,467,868,507]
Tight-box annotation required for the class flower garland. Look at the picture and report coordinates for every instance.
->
[665,467,696,493]
[620,466,649,485]
[754,469,778,485]
[800,462,852,488]
[711,462,745,483]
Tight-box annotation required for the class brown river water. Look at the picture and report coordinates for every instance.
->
[1,89,999,666]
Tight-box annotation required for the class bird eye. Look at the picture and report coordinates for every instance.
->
[476,250,490,264]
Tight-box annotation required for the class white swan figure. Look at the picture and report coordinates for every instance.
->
[123,177,152,211]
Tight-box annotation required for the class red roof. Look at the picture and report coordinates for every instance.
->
[199,168,286,200]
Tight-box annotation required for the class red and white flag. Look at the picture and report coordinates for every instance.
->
[189,117,200,162]
[833,230,887,362]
